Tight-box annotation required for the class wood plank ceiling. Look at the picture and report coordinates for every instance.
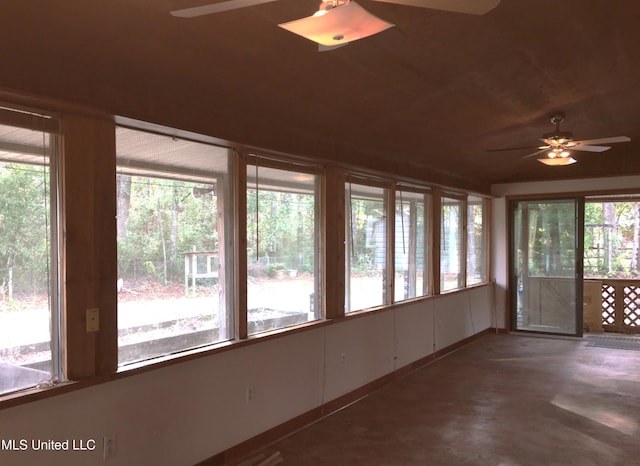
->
[2,0,640,192]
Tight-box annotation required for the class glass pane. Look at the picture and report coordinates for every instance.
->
[247,165,319,334]
[466,196,486,286]
[346,183,387,312]
[116,128,231,365]
[395,190,428,301]
[513,200,577,334]
[584,199,640,279]
[0,123,56,395]
[441,196,463,291]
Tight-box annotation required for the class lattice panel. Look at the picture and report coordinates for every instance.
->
[601,284,616,325]
[623,286,640,327]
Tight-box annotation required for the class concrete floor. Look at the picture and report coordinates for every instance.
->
[241,333,640,465]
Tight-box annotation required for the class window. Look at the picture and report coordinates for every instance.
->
[0,109,61,395]
[116,127,232,365]
[466,195,487,286]
[441,194,463,291]
[346,182,388,312]
[246,161,320,334]
[394,189,429,301]
[584,196,640,278]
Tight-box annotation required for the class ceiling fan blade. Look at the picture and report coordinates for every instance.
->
[569,145,610,153]
[522,148,550,159]
[170,0,279,17]
[372,0,500,15]
[486,145,543,152]
[570,136,631,146]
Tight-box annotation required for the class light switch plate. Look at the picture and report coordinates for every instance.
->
[86,308,99,332]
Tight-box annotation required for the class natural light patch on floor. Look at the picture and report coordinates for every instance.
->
[551,393,638,436]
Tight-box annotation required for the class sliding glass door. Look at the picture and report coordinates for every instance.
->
[511,198,583,336]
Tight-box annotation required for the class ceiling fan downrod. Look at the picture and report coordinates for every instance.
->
[549,112,565,130]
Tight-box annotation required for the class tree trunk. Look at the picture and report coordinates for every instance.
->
[157,198,168,285]
[116,174,132,239]
[604,202,615,274]
[170,184,179,269]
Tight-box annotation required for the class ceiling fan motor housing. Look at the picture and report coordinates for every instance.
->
[543,131,574,145]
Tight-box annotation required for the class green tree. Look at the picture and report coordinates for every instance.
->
[117,176,218,285]
[247,189,315,272]
[0,162,50,297]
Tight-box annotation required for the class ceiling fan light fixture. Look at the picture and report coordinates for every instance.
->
[548,147,571,158]
[278,0,394,47]
[488,111,631,166]
[538,156,577,166]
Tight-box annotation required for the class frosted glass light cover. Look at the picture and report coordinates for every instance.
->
[278,1,394,46]
[538,157,577,166]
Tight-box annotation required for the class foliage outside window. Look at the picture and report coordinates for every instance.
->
[466,195,487,286]
[0,118,60,395]
[584,198,640,278]
[246,162,320,334]
[346,182,388,312]
[441,195,463,291]
[394,189,429,301]
[515,201,576,278]
[116,127,231,365]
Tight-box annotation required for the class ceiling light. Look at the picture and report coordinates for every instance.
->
[548,147,572,159]
[538,157,577,166]
[278,0,394,47]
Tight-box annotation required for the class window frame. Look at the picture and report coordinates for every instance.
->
[0,106,63,395]
[244,153,324,335]
[114,125,235,366]
[393,185,432,302]
[466,195,489,286]
[440,191,466,292]
[345,176,392,313]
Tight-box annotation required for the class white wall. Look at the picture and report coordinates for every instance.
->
[491,175,640,198]
[0,286,493,466]
[491,196,508,329]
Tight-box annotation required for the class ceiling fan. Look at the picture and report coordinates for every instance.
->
[170,0,500,51]
[489,112,631,166]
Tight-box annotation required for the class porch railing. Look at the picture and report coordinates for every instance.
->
[584,279,640,333]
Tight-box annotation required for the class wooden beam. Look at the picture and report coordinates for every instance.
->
[324,165,345,319]
[61,113,117,379]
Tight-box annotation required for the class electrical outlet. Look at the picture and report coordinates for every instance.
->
[86,308,100,333]
[341,353,347,367]
[245,386,254,404]
[103,435,116,461]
